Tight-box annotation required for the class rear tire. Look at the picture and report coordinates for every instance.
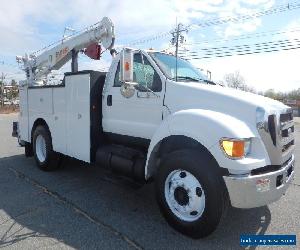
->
[32,125,61,171]
[155,149,228,238]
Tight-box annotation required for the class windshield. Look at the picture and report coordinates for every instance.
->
[149,52,208,82]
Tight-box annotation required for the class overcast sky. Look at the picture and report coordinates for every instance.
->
[0,0,300,92]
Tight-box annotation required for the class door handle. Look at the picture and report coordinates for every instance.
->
[107,95,112,106]
[137,91,159,98]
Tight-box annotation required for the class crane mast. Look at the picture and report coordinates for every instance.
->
[17,17,115,86]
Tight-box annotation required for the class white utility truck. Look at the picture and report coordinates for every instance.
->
[13,17,295,238]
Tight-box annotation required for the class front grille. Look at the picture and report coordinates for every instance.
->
[268,115,277,146]
[279,111,294,153]
[276,174,284,187]
[282,126,294,137]
[282,140,294,152]
[280,113,293,123]
[258,110,294,166]
[287,165,293,178]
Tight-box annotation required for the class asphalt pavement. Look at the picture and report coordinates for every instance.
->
[0,113,299,250]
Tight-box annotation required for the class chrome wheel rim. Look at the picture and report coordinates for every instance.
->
[164,169,205,222]
[35,134,46,163]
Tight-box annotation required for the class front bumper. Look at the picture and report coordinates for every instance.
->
[223,154,295,208]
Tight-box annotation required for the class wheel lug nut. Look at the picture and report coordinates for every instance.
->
[180,171,186,178]
[190,211,198,216]
[196,187,202,197]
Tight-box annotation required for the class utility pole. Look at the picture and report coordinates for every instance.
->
[0,61,4,106]
[0,72,6,107]
[175,24,180,82]
[171,23,187,81]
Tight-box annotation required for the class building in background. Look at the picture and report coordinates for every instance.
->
[283,99,300,117]
[1,85,19,106]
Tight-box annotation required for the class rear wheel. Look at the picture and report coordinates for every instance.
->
[155,149,228,238]
[33,125,61,171]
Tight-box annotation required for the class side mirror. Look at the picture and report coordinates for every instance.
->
[120,82,138,98]
[120,48,133,82]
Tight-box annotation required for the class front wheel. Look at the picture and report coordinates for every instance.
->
[155,149,228,238]
[33,125,61,171]
[164,169,206,222]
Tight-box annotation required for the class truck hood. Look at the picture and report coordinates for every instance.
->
[165,81,288,125]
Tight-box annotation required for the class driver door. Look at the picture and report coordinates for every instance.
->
[102,52,165,140]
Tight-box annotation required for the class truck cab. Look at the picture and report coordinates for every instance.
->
[14,48,295,239]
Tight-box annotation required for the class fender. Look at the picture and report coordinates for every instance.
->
[30,117,51,142]
[145,109,269,179]
[29,115,66,155]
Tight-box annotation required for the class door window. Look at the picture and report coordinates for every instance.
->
[114,63,122,87]
[133,53,161,92]
[114,53,162,92]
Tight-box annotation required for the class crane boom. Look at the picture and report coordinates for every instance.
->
[17,17,115,85]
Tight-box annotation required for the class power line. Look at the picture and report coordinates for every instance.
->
[187,1,300,30]
[179,38,300,59]
[20,1,300,56]
[184,27,300,45]
[126,1,300,47]
[179,38,300,56]
[179,46,300,60]
[180,38,300,53]
[173,2,300,60]
[180,45,300,59]
[126,31,171,46]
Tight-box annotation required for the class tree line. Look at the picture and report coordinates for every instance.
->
[0,79,19,106]
[221,71,300,100]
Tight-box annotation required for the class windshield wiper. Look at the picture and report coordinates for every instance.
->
[175,76,202,82]
[202,79,216,85]
[175,76,217,85]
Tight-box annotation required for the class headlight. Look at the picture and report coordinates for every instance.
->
[256,107,267,130]
[220,138,251,159]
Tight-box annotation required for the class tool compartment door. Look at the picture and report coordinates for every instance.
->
[18,86,29,141]
[65,73,91,163]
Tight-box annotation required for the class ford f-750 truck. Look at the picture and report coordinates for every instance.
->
[13,17,295,238]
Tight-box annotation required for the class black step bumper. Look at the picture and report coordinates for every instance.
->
[12,121,18,137]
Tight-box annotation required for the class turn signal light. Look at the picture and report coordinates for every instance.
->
[220,139,250,159]
[125,62,130,71]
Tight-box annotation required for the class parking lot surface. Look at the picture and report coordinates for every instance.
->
[0,113,299,249]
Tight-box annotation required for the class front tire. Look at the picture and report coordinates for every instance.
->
[155,149,228,238]
[33,125,61,171]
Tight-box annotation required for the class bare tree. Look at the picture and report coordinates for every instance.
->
[224,71,257,93]
[224,71,246,90]
[243,85,257,94]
